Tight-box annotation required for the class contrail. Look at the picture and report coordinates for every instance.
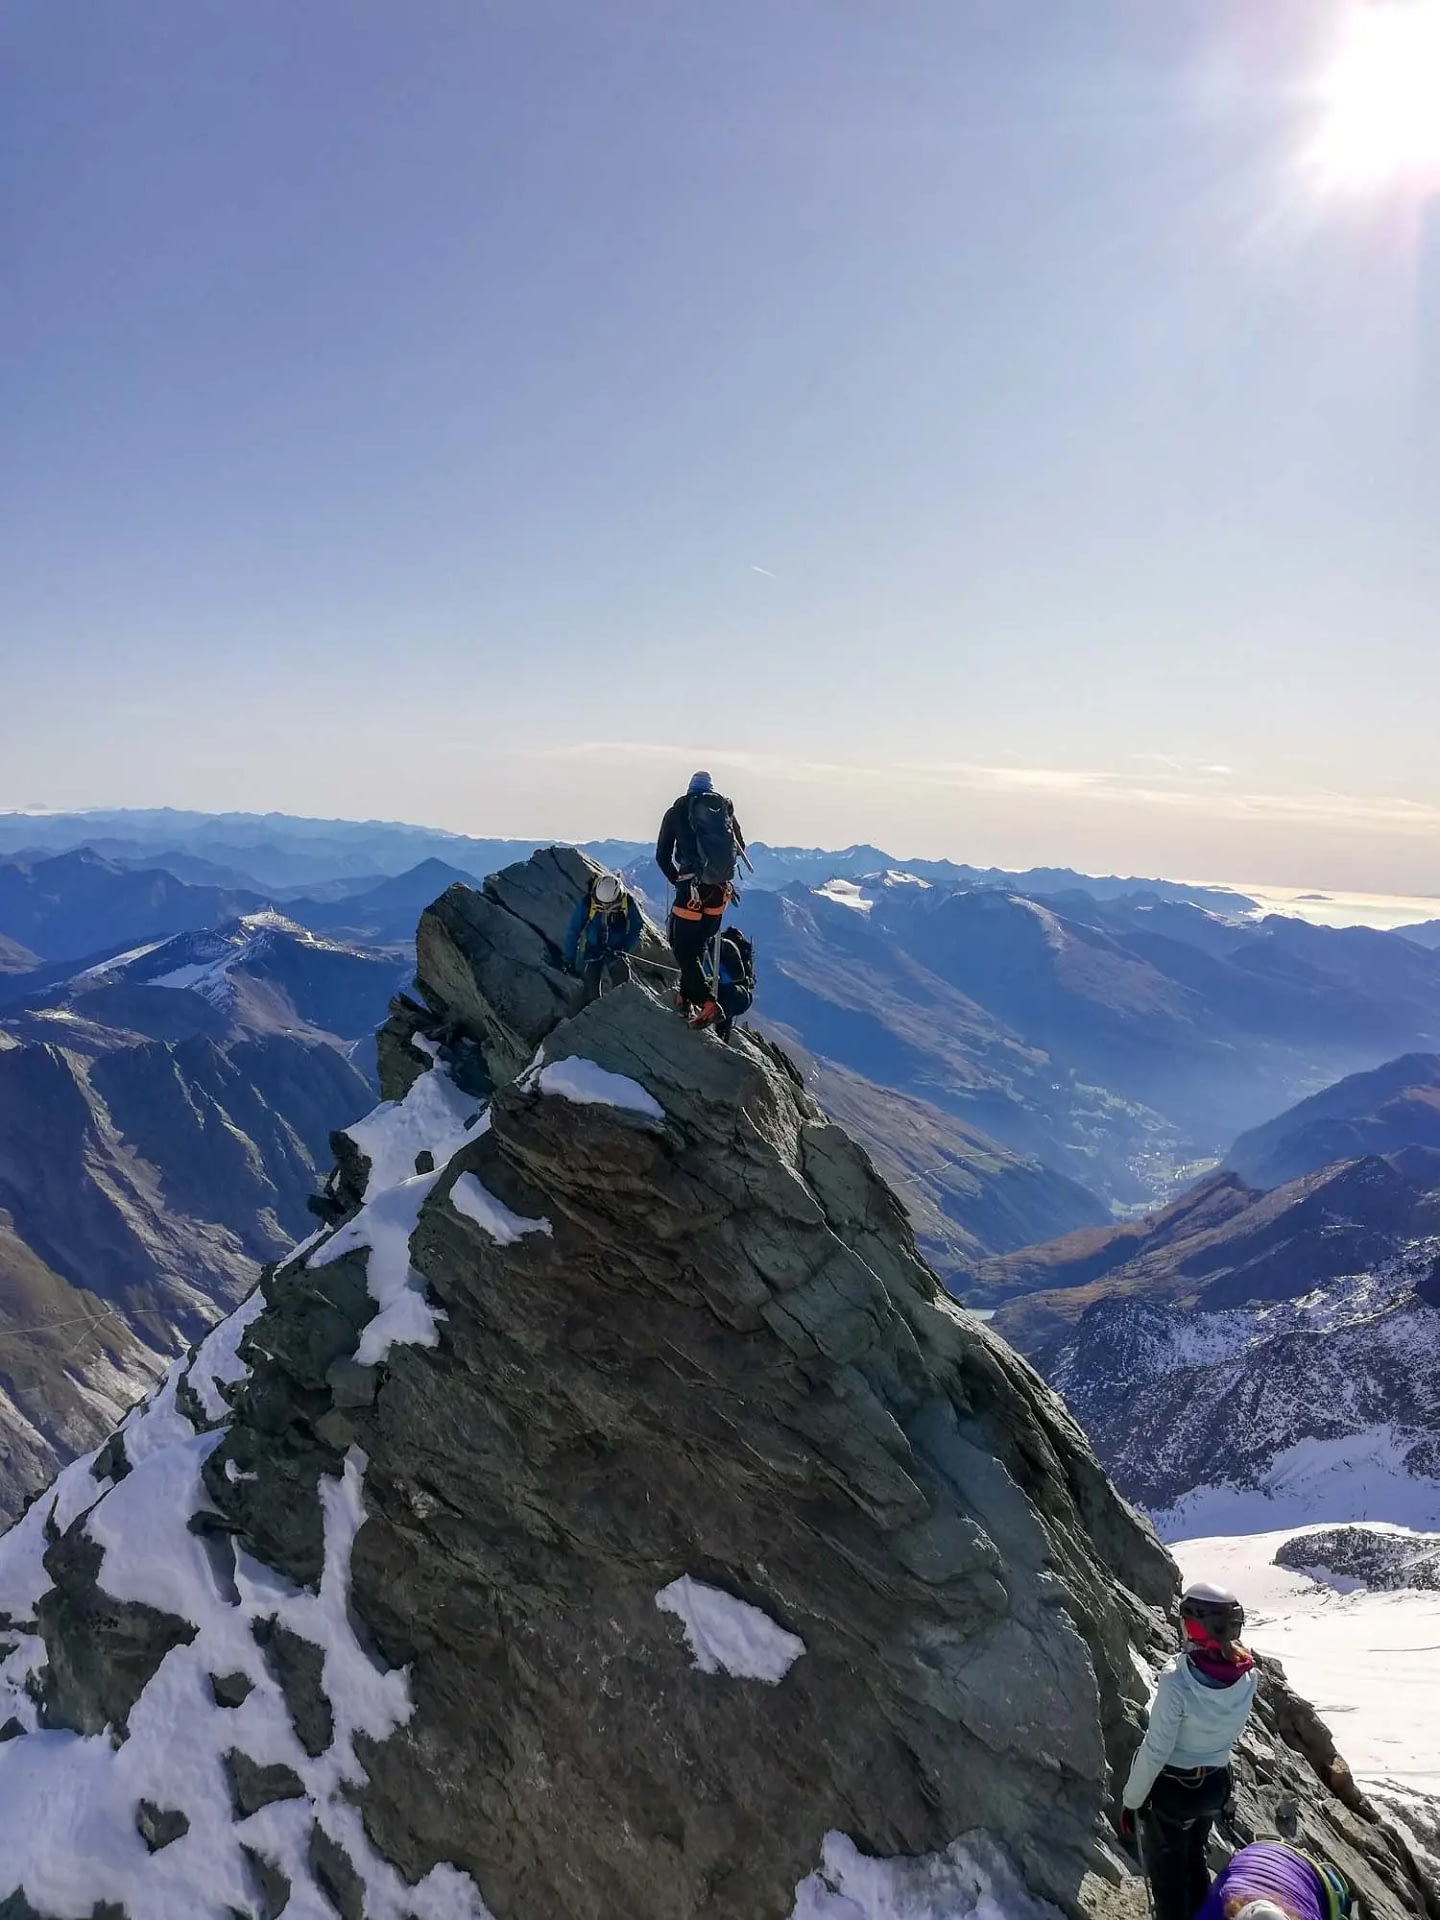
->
[751,564,776,577]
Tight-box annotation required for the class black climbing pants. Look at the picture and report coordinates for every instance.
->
[668,895,724,1008]
[580,952,630,1003]
[1139,1766,1230,1920]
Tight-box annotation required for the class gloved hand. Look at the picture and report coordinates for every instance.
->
[1117,1806,1137,1851]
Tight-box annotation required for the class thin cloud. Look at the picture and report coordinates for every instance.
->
[534,741,1440,837]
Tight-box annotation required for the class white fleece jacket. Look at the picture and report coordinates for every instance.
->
[1123,1653,1259,1810]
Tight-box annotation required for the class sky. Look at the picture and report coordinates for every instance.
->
[2,0,1438,889]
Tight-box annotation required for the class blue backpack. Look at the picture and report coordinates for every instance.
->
[713,927,755,1021]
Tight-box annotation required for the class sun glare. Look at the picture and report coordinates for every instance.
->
[1310,0,1440,191]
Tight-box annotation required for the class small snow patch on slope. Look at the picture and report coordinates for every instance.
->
[313,1171,446,1366]
[76,938,167,980]
[791,1829,1064,1920]
[449,1173,553,1247]
[529,1054,665,1121]
[814,879,872,914]
[656,1576,805,1682]
[345,1062,486,1197]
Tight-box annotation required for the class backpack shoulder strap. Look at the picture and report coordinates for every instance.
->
[1278,1849,1349,1920]
[1317,1863,1351,1920]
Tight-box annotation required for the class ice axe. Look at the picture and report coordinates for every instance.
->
[1134,1818,1156,1920]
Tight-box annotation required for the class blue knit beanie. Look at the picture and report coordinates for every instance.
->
[687,770,713,795]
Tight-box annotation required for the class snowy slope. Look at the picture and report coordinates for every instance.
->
[0,1061,499,1919]
[1172,1527,1440,1799]
[1050,1242,1440,1525]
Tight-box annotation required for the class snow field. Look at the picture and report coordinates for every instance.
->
[1153,1427,1440,1539]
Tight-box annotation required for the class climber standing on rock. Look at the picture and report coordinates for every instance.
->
[655,771,747,1030]
[1120,1582,1260,1920]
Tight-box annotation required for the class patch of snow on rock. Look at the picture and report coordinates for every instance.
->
[449,1173,553,1248]
[313,1171,447,1367]
[656,1575,806,1683]
[344,1061,485,1197]
[790,1829,1064,1920]
[188,1287,269,1423]
[531,1054,665,1121]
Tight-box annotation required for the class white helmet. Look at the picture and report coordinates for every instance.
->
[593,872,622,906]
[1235,1904,1290,1920]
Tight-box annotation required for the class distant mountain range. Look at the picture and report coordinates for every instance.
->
[10,818,1440,1220]
[6,812,1440,1422]
[0,805,1254,910]
[968,1037,1440,1538]
[1228,1053,1440,1189]
[0,846,267,963]
[977,1150,1440,1532]
[0,913,409,1522]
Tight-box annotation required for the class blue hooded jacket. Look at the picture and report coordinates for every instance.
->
[564,890,644,970]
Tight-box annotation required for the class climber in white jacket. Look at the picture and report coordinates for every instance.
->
[1122,1582,1259,1920]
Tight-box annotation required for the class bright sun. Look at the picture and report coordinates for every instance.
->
[1310,0,1440,191]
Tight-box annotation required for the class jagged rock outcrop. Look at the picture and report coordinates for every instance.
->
[0,849,1432,1920]
[1273,1524,1440,1593]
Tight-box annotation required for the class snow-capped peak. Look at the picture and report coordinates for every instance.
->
[79,914,356,1007]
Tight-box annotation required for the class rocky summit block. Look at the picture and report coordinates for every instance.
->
[0,848,1433,1920]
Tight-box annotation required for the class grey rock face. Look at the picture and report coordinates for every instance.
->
[240,1848,290,1920]
[340,1005,1169,1916]
[208,1670,254,1709]
[251,1616,334,1757]
[307,1825,366,1919]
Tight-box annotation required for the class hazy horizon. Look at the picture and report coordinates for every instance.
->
[5,2,1437,893]
[6,796,1440,924]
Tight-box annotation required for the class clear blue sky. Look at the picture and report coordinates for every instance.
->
[3,0,1437,887]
